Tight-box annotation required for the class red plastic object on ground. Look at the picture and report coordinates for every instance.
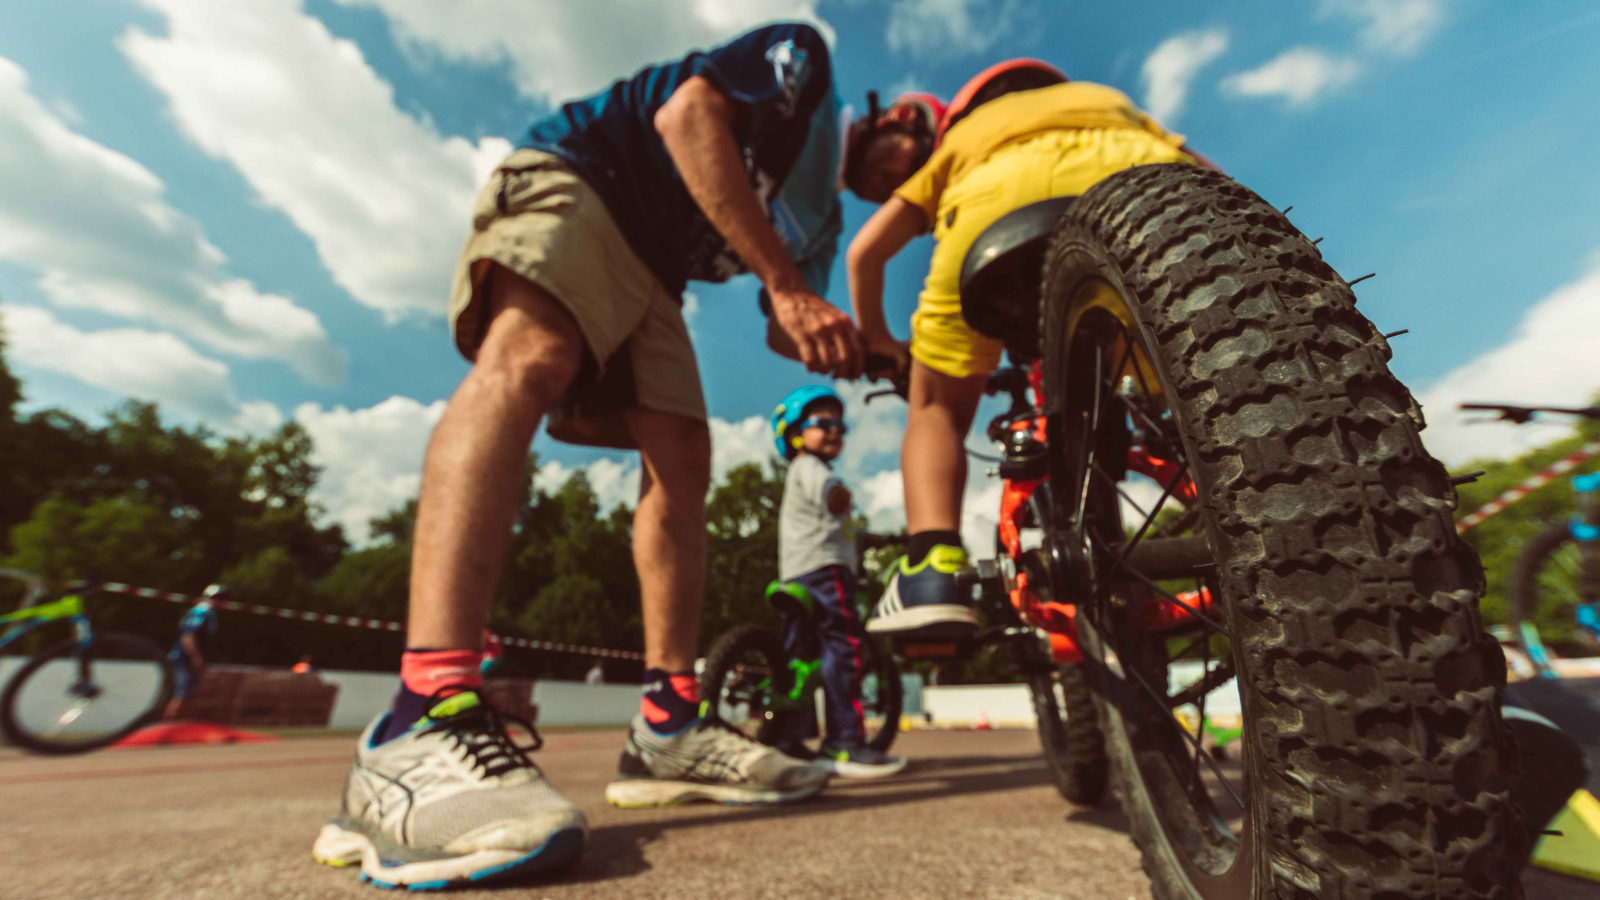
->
[111,720,279,748]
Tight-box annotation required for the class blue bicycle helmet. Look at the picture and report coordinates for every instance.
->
[772,385,843,460]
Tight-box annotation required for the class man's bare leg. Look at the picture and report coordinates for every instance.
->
[604,406,829,809]
[626,408,711,674]
[407,268,583,650]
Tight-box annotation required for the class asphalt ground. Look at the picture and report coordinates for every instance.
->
[0,728,1593,900]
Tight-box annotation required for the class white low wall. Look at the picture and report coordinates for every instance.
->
[531,681,640,725]
[321,670,400,730]
[921,665,1244,728]
[321,675,644,728]
[924,684,1036,726]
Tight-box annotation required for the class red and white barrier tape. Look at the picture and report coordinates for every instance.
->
[96,582,645,660]
[1456,440,1600,533]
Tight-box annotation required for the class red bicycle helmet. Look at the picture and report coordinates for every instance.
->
[843,91,947,193]
[937,59,1068,143]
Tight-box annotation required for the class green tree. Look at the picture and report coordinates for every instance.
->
[6,491,193,585]
[700,461,786,646]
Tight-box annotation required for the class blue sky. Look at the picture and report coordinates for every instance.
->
[2,0,1599,545]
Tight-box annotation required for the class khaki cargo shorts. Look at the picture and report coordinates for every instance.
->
[448,148,705,450]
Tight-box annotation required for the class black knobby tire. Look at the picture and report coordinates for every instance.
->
[1,633,174,754]
[1028,663,1108,804]
[860,635,905,753]
[1509,519,1599,655]
[1039,164,1524,900]
[701,623,790,732]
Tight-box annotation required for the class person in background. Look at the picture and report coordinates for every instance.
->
[770,385,906,778]
[848,60,1217,639]
[585,659,606,685]
[311,21,938,889]
[165,585,223,719]
[480,628,504,676]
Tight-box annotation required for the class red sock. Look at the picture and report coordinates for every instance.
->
[400,649,483,697]
[641,669,699,732]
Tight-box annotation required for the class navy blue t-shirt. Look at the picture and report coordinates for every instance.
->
[520,23,833,298]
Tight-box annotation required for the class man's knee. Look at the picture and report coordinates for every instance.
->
[635,414,712,500]
[473,267,586,400]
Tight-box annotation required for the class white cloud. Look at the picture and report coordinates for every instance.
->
[120,0,512,320]
[711,414,779,483]
[1141,29,1229,125]
[1220,47,1360,108]
[1417,256,1600,468]
[530,413,777,517]
[0,55,343,384]
[1,304,244,424]
[886,0,1016,59]
[293,395,446,542]
[333,0,828,104]
[1322,0,1448,55]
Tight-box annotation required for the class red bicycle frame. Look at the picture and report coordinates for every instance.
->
[992,362,1214,663]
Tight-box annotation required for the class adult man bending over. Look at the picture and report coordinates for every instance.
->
[311,23,937,890]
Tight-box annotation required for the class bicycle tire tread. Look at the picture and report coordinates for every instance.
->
[1042,163,1524,900]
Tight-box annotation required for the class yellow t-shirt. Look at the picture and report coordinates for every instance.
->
[894,82,1186,226]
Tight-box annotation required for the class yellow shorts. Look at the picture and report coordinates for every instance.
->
[910,128,1195,378]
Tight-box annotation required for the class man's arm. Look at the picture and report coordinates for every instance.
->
[656,76,864,377]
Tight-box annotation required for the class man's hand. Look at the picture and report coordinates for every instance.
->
[769,288,864,378]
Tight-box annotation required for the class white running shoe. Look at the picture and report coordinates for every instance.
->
[312,692,586,890]
[819,740,908,779]
[603,715,830,807]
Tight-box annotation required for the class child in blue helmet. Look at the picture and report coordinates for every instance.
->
[771,385,906,778]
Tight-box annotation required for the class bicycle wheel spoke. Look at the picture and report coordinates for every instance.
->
[1075,343,1108,526]
[1090,531,1231,637]
[1123,660,1245,810]
[1194,620,1212,786]
[1095,464,1153,522]
[1112,466,1190,574]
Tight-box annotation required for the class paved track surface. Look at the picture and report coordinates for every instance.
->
[1,728,1593,900]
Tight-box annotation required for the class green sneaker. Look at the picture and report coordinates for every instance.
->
[866,545,979,638]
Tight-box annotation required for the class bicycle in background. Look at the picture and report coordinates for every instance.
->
[700,532,905,757]
[0,573,174,754]
[1462,402,1600,669]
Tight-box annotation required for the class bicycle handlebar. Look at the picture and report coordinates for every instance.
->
[1460,402,1600,424]
[861,356,1031,406]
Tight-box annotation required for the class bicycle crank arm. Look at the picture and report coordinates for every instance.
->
[1118,536,1213,581]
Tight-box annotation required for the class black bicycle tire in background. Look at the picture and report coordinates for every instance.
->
[859,634,904,753]
[1027,662,1108,804]
[701,622,789,734]
[1510,519,1600,656]
[1040,163,1524,900]
[0,633,174,754]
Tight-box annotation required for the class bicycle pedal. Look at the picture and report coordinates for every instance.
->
[955,561,1004,593]
[894,635,975,661]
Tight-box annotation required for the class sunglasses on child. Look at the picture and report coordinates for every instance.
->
[799,415,849,435]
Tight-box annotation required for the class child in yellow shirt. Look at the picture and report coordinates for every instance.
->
[848,60,1209,637]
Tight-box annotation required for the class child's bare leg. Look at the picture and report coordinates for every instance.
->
[902,360,987,534]
[867,360,987,638]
